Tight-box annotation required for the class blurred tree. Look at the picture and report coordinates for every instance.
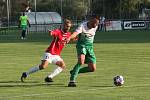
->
[34,0,90,19]
[1,0,150,22]
[0,0,6,17]
[63,0,90,19]
[91,0,150,19]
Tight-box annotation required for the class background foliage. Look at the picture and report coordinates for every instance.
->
[0,0,150,20]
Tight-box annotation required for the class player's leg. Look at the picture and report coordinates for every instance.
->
[45,56,65,82]
[24,25,28,39]
[21,53,51,82]
[23,25,27,39]
[21,25,26,39]
[86,62,96,72]
[78,63,96,74]
[68,54,85,87]
[22,30,26,38]
[21,60,49,82]
[78,46,96,73]
[21,30,25,39]
[68,49,96,87]
[28,60,49,74]
[78,59,96,73]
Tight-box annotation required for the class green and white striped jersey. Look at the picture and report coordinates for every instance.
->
[76,21,98,46]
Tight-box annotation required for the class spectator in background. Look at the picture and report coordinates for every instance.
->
[99,16,105,31]
[18,12,30,39]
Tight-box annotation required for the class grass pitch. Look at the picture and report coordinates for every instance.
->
[0,30,150,100]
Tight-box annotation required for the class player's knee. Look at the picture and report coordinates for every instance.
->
[78,62,84,65]
[89,65,96,72]
[39,64,48,70]
[78,60,84,65]
[59,63,66,69]
[39,65,44,70]
[90,67,96,72]
[78,57,85,65]
[61,65,65,69]
[56,61,66,69]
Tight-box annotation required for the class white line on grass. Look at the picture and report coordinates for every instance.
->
[0,84,150,99]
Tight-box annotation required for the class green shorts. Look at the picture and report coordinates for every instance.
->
[21,25,27,30]
[76,45,96,64]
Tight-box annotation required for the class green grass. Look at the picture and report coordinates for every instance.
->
[0,30,150,100]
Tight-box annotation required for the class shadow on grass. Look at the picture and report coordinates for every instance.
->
[0,80,38,83]
[0,80,65,87]
[91,85,114,88]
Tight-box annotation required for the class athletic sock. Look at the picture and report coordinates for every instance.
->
[70,63,81,82]
[48,67,63,78]
[78,67,91,73]
[26,65,40,75]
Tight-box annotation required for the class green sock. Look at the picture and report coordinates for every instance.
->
[78,67,91,74]
[70,63,81,81]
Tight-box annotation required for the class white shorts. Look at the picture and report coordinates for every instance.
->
[42,53,63,64]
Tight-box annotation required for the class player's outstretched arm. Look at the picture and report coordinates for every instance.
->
[48,30,57,37]
[66,32,78,43]
[18,19,21,28]
[48,30,52,36]
[27,19,31,27]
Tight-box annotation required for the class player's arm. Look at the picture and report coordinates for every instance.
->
[66,32,78,43]
[18,17,21,28]
[66,24,82,43]
[48,30,58,37]
[48,30,53,36]
[27,17,31,27]
[27,19,31,27]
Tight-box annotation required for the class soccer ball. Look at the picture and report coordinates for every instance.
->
[113,75,124,86]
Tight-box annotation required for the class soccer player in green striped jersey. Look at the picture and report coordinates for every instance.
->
[66,16,100,87]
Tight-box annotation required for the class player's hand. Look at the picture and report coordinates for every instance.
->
[48,30,52,34]
[49,30,52,33]
[72,36,78,41]
[66,37,71,43]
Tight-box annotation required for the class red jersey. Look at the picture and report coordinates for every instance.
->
[46,29,71,55]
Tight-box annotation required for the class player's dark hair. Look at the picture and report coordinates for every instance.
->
[86,14,100,21]
[22,12,25,16]
[91,15,99,20]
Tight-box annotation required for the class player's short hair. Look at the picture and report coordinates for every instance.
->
[63,19,72,25]
[91,15,100,20]
[22,12,25,16]
[86,14,100,21]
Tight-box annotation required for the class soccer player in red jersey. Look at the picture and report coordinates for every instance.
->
[21,19,72,82]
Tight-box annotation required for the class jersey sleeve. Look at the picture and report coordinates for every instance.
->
[94,26,98,32]
[19,16,22,21]
[75,24,83,34]
[50,29,58,37]
[26,15,28,20]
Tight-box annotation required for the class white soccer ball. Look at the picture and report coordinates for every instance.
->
[113,75,124,86]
